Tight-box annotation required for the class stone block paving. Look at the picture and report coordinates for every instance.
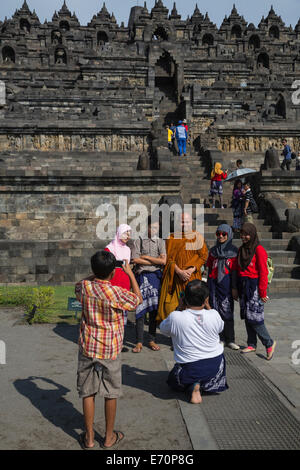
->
[0,297,300,450]
[0,308,192,451]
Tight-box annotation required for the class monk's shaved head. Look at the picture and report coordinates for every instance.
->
[181,212,193,232]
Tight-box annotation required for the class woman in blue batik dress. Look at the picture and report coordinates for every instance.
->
[206,224,240,350]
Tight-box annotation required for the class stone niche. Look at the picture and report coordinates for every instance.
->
[2,134,149,153]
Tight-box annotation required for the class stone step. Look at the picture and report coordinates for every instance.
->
[205,240,294,250]
[204,226,273,233]
[268,278,300,294]
[273,264,300,279]
[203,231,295,240]
[266,251,297,264]
[203,222,272,231]
[1,161,140,167]
[202,212,263,220]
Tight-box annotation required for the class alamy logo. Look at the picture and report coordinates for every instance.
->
[95,197,204,250]
[291,80,300,105]
[0,341,6,365]
[0,81,5,106]
[291,340,300,366]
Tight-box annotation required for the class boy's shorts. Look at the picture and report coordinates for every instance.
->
[77,349,122,399]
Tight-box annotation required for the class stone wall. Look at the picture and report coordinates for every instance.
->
[260,171,300,208]
[0,191,178,241]
[0,240,107,285]
[0,167,181,284]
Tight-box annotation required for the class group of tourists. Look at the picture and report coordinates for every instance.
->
[75,213,276,449]
[166,120,189,156]
[209,160,258,231]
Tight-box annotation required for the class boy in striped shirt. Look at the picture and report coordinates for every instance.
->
[75,250,142,449]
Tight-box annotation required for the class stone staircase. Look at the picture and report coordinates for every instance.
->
[168,151,300,294]
[154,86,180,125]
[220,152,266,171]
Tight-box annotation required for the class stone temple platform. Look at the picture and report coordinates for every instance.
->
[0,1,300,293]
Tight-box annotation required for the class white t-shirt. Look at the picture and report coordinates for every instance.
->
[160,308,224,364]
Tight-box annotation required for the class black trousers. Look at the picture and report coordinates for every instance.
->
[136,311,157,343]
[219,319,235,344]
[281,159,291,170]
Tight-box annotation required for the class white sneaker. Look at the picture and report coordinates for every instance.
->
[227,342,240,350]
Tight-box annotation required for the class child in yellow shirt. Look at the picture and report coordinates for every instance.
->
[166,125,173,151]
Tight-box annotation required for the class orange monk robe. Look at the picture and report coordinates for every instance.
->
[157,232,208,323]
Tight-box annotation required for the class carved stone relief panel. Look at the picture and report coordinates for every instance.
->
[1,134,149,152]
[218,136,293,152]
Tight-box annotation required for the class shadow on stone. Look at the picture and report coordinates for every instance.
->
[53,323,79,344]
[13,376,101,445]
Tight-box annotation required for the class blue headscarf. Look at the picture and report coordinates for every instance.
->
[210,224,238,284]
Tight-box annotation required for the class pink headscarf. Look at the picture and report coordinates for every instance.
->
[106,224,132,262]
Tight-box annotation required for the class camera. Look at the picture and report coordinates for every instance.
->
[115,260,125,268]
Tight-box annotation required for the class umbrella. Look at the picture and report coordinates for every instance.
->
[225,168,257,182]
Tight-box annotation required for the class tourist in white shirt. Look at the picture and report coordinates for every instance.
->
[160,280,228,404]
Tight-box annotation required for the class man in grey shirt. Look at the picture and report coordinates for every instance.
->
[131,217,166,353]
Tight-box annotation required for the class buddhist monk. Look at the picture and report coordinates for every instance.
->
[157,212,208,323]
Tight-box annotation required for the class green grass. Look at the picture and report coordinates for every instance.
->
[0,285,79,325]
[42,286,80,324]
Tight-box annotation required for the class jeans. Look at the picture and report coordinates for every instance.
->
[177,138,186,156]
[136,311,157,343]
[245,320,273,349]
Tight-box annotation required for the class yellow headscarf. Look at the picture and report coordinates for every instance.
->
[211,162,223,178]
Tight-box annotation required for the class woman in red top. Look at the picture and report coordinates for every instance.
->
[105,224,132,291]
[237,223,276,360]
[210,162,228,209]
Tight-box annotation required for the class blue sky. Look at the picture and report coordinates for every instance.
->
[0,1,299,28]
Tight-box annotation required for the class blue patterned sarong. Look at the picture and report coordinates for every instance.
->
[167,354,228,394]
[135,270,162,320]
[238,276,264,325]
[208,274,234,321]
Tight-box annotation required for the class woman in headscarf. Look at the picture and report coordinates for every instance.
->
[206,224,240,350]
[210,162,228,209]
[157,212,208,323]
[237,223,276,360]
[231,179,244,232]
[105,224,132,290]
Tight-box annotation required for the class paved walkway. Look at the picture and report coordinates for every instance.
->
[0,296,299,450]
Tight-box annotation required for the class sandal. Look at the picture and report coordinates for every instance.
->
[79,432,95,450]
[101,430,124,450]
[266,340,276,361]
[149,341,160,351]
[132,343,143,353]
[241,346,256,354]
